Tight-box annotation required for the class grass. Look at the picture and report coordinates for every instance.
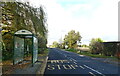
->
[38,48,49,56]
[79,51,117,59]
[65,48,78,53]
[65,48,118,60]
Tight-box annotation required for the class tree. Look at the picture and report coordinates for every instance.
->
[1,1,48,60]
[52,41,59,48]
[81,44,88,47]
[58,37,65,49]
[89,38,104,54]
[63,30,82,49]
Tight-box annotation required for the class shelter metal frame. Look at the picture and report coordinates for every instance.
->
[13,30,38,66]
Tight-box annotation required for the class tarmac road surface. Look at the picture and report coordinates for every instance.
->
[44,48,120,76]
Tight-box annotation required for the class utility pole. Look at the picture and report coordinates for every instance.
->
[0,3,3,76]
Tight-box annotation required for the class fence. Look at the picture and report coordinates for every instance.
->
[102,42,120,58]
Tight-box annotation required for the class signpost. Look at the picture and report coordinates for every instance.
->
[0,30,2,76]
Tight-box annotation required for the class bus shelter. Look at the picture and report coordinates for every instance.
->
[13,30,38,66]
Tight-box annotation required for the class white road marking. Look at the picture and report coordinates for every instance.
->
[79,65,85,69]
[68,57,73,61]
[89,72,96,76]
[57,65,61,70]
[64,55,67,57]
[73,59,77,62]
[79,55,85,57]
[74,62,77,64]
[47,65,55,70]
[84,65,105,76]
[74,65,78,67]
[48,60,70,63]
[70,65,76,69]
[70,58,76,62]
[63,65,72,69]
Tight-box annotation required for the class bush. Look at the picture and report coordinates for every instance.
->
[89,38,104,54]
[2,42,13,60]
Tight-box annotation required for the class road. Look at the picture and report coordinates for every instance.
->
[44,48,120,76]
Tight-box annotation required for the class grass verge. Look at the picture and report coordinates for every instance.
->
[65,48,118,60]
[38,48,49,56]
[79,51,117,59]
[65,48,78,53]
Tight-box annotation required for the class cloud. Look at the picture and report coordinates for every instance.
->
[28,0,119,45]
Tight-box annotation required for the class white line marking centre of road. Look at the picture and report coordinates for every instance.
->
[79,65,85,69]
[84,65,105,76]
[89,72,96,76]
[74,62,77,64]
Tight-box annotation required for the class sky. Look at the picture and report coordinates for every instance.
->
[28,0,119,45]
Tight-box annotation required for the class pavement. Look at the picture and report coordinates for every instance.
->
[12,56,48,74]
[2,55,48,75]
[44,48,120,76]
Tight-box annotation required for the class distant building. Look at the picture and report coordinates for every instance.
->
[102,41,120,58]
